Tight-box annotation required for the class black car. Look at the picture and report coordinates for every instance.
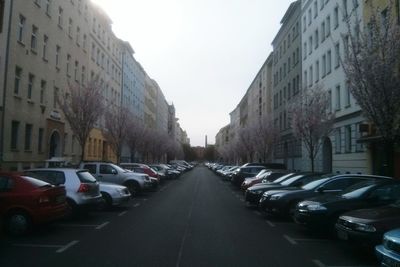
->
[294,179,400,230]
[335,201,400,246]
[245,172,325,206]
[231,166,266,187]
[259,174,391,218]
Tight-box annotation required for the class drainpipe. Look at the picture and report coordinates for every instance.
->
[0,0,14,166]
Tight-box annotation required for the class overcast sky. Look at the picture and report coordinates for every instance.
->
[92,0,294,147]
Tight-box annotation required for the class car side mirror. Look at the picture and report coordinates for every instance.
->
[112,169,117,175]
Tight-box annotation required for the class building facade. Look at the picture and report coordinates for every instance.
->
[271,0,303,170]
[301,0,370,174]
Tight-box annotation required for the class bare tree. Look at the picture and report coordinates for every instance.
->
[58,81,105,162]
[290,86,335,172]
[126,118,145,162]
[249,115,279,163]
[342,1,400,176]
[103,106,130,164]
[236,126,254,162]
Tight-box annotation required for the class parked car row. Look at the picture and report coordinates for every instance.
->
[207,162,400,266]
[0,161,193,236]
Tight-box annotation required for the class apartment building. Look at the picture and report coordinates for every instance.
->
[271,0,303,170]
[0,0,93,170]
[301,0,370,173]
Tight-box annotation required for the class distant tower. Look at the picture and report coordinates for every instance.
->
[205,135,208,148]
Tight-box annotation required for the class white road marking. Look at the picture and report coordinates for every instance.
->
[14,243,62,249]
[312,260,326,267]
[118,211,128,217]
[133,203,140,207]
[240,199,245,202]
[265,220,275,227]
[283,234,297,245]
[56,224,99,228]
[95,221,110,230]
[143,198,148,202]
[56,240,79,253]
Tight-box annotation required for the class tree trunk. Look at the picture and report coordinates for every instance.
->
[80,140,86,163]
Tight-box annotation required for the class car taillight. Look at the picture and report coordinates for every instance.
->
[77,183,91,193]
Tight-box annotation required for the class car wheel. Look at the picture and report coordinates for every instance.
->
[125,182,140,197]
[288,201,299,218]
[101,192,113,210]
[6,211,31,236]
[66,198,78,217]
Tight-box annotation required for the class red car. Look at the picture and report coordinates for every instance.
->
[0,172,67,235]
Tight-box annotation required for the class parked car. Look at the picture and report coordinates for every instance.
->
[25,168,103,213]
[245,172,325,207]
[241,163,286,170]
[119,163,160,180]
[98,182,131,210]
[231,166,266,187]
[79,162,152,196]
[294,179,400,230]
[0,172,67,235]
[376,228,400,266]
[241,170,289,191]
[148,165,171,179]
[335,200,400,246]
[259,174,391,218]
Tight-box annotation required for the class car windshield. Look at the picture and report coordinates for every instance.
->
[112,164,129,173]
[341,180,377,198]
[301,177,331,190]
[273,173,296,184]
[280,175,303,186]
[256,170,268,178]
[77,171,97,183]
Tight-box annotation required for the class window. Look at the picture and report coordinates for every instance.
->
[335,128,341,153]
[327,50,332,74]
[24,124,32,151]
[38,128,44,153]
[81,66,86,84]
[58,7,63,27]
[322,54,326,76]
[45,0,51,15]
[68,18,72,37]
[31,25,38,51]
[11,121,20,150]
[100,164,116,174]
[18,15,26,43]
[321,21,326,42]
[352,0,358,9]
[76,26,80,45]
[40,80,46,104]
[336,85,341,110]
[14,66,22,95]
[314,1,318,18]
[345,125,352,152]
[343,35,349,58]
[66,54,71,76]
[303,16,307,32]
[320,0,324,10]
[27,73,34,99]
[355,123,364,152]
[334,42,340,68]
[328,90,332,112]
[342,0,348,19]
[326,16,331,37]
[309,36,313,55]
[315,60,320,82]
[309,66,313,87]
[42,35,48,60]
[308,9,312,25]
[83,34,87,50]
[315,29,319,48]
[334,5,339,28]
[55,45,60,68]
[304,70,308,89]
[53,86,59,108]
[345,80,351,107]
[303,42,307,60]
[74,61,79,81]
[84,164,97,174]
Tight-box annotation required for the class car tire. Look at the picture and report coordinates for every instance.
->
[288,201,299,218]
[125,181,140,197]
[5,210,31,236]
[101,192,113,210]
[66,198,78,217]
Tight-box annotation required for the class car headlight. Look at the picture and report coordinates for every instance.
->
[269,195,282,200]
[306,204,327,211]
[354,223,376,233]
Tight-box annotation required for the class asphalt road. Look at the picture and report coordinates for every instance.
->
[0,166,379,267]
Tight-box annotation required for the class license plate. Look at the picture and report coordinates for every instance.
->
[382,255,400,267]
[337,229,348,240]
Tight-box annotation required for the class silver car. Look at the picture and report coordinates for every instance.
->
[25,168,103,213]
[98,182,131,209]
